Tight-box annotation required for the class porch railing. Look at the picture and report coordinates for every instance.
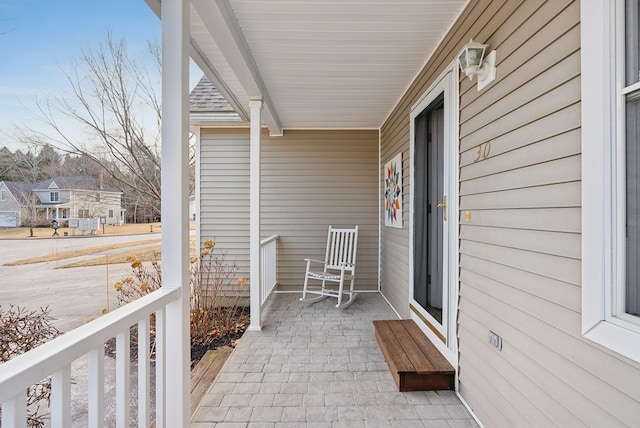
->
[0,287,181,428]
[260,234,279,307]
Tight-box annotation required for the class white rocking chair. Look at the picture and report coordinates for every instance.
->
[300,225,359,308]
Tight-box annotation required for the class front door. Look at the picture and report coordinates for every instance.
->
[410,69,458,363]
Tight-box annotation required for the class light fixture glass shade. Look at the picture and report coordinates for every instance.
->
[458,50,468,71]
[457,40,488,78]
[466,47,485,67]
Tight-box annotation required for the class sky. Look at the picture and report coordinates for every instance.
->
[0,0,202,150]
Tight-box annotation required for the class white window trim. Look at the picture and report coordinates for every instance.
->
[582,0,640,363]
[50,191,59,203]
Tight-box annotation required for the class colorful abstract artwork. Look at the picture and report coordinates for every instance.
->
[384,153,402,228]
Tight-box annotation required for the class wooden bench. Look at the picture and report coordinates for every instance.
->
[373,319,455,392]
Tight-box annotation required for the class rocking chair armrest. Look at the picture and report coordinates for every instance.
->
[304,258,326,265]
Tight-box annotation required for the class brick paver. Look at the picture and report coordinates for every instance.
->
[192,293,479,427]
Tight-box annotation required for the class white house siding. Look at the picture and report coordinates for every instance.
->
[199,129,251,287]
[380,0,640,426]
[199,128,379,293]
[0,183,20,227]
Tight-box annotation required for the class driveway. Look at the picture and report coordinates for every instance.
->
[0,232,161,333]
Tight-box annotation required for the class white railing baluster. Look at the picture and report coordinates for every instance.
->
[1,390,27,428]
[51,364,71,428]
[116,331,130,428]
[259,235,279,307]
[138,318,150,428]
[88,347,105,428]
[155,307,166,428]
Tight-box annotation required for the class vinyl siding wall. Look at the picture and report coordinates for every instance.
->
[199,128,379,294]
[0,183,20,227]
[380,0,640,426]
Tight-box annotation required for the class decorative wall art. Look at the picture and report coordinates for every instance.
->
[384,153,402,228]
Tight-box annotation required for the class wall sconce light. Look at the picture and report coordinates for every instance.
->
[457,39,497,90]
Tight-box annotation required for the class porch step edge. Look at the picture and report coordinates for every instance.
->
[190,347,233,416]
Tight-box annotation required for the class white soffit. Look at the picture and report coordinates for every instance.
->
[189,0,469,131]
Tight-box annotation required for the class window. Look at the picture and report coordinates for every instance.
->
[95,193,101,202]
[582,0,640,362]
[0,190,5,201]
[109,209,114,218]
[50,191,59,203]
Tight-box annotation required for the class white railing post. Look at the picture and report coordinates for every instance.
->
[249,99,263,331]
[138,318,150,428]
[155,307,166,428]
[116,332,130,427]
[161,0,190,426]
[51,365,72,428]
[88,347,105,428]
[1,391,27,428]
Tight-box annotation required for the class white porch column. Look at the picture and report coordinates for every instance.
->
[249,99,263,331]
[161,0,190,426]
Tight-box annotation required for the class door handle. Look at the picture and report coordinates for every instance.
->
[435,196,448,221]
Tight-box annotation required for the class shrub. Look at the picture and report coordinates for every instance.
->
[190,239,246,348]
[110,239,248,354]
[0,305,61,428]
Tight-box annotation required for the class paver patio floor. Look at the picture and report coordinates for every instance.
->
[191,292,478,427]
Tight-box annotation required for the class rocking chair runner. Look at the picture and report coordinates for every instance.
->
[300,225,359,308]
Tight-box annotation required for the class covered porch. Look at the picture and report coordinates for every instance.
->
[1,0,478,426]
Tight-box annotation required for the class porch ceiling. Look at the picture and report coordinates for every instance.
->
[150,0,469,134]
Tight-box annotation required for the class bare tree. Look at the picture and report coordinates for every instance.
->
[23,34,164,218]
[16,187,45,237]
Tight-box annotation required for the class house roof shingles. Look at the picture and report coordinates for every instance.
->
[2,181,36,204]
[189,76,235,113]
[33,176,121,193]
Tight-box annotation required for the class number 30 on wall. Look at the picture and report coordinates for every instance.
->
[474,141,491,163]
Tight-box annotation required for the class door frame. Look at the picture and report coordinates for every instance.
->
[408,63,459,367]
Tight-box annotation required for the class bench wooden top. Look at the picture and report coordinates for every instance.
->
[373,319,454,375]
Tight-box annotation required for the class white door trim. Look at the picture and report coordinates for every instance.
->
[408,63,460,367]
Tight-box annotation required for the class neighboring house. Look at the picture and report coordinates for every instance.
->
[31,175,124,226]
[0,181,35,227]
[1,175,125,227]
[185,1,640,426]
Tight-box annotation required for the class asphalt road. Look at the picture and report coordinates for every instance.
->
[0,232,161,332]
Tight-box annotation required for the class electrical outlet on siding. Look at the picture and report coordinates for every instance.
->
[489,331,502,351]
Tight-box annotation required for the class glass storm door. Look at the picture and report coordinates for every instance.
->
[413,93,449,339]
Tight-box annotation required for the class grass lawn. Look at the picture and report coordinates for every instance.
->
[0,222,162,239]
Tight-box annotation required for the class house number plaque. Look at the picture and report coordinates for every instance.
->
[474,141,491,163]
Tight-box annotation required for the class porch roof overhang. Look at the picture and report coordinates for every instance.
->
[146,0,469,135]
